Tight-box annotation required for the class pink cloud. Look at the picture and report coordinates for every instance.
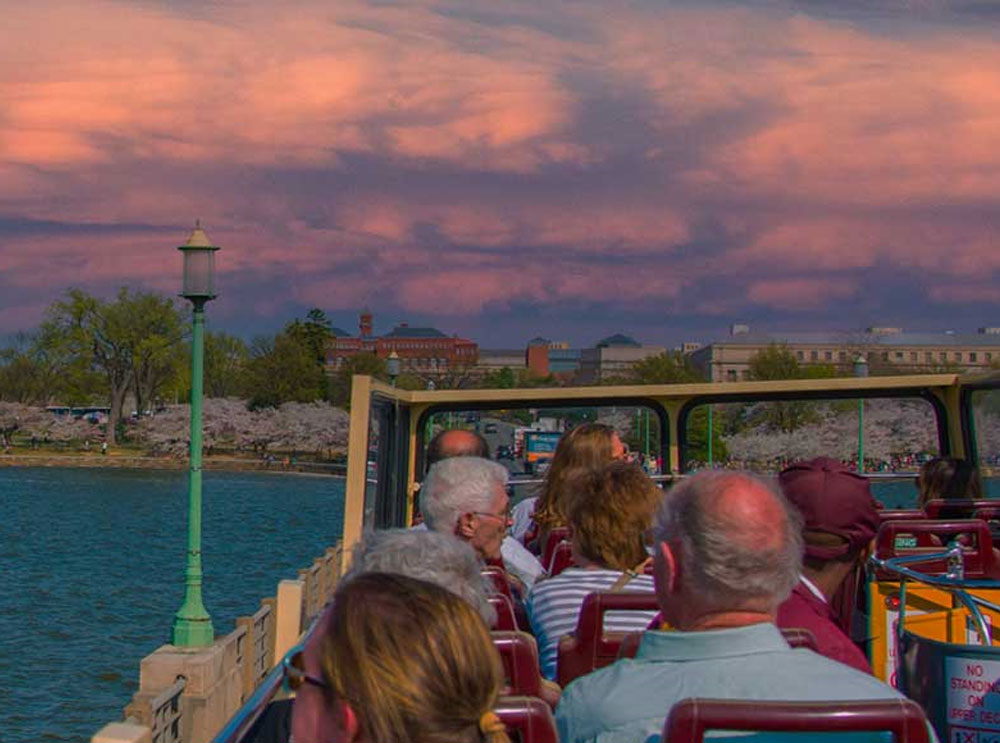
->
[747,278,857,310]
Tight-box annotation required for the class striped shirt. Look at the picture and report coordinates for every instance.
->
[526,567,657,680]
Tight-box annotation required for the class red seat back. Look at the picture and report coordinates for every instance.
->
[874,519,995,579]
[617,626,818,661]
[547,540,575,576]
[490,593,518,631]
[974,506,1000,521]
[483,566,514,601]
[923,499,998,520]
[877,508,927,523]
[556,591,659,687]
[663,698,931,743]
[492,631,544,698]
[495,696,559,743]
[541,528,570,571]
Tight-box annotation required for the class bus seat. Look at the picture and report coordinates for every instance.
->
[874,519,995,580]
[490,593,519,631]
[547,540,575,576]
[617,626,818,661]
[556,591,659,687]
[877,509,927,523]
[541,528,570,571]
[483,566,514,601]
[492,631,546,699]
[923,499,999,520]
[663,697,931,743]
[495,696,559,743]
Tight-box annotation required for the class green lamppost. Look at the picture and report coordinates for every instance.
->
[172,223,219,647]
[854,354,868,475]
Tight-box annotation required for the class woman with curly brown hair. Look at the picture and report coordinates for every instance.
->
[512,423,627,550]
[526,462,662,679]
[290,572,510,743]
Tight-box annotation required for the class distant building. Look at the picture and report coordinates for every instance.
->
[690,324,1000,382]
[577,334,666,383]
[325,310,478,375]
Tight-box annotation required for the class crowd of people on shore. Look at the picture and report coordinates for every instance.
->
[245,423,991,743]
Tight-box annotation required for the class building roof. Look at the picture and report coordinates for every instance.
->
[596,333,641,348]
[382,325,449,339]
[528,336,551,346]
[711,331,1000,347]
[329,327,352,337]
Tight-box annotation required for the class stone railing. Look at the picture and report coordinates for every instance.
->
[93,542,343,743]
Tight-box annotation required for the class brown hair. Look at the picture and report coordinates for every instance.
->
[567,461,663,571]
[533,423,620,531]
[321,572,509,743]
[917,457,982,508]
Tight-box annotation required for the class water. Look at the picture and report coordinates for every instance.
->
[0,467,344,743]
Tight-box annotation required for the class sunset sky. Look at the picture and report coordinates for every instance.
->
[2,0,999,347]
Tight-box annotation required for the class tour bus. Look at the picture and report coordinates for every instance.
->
[107,370,1000,743]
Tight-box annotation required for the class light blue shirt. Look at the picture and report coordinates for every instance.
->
[556,622,931,743]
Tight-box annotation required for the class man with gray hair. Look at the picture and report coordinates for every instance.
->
[556,470,916,743]
[421,455,513,562]
[420,430,545,588]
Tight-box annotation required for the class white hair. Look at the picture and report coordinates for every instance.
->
[345,528,496,625]
[421,456,509,533]
[654,470,802,613]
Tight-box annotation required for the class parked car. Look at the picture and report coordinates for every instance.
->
[484,423,498,434]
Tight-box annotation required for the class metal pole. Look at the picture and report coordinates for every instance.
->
[644,409,650,461]
[707,406,714,467]
[857,398,864,474]
[173,298,214,646]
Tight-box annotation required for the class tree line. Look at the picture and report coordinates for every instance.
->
[0,290,372,444]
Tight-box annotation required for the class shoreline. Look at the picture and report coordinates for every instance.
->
[0,453,347,476]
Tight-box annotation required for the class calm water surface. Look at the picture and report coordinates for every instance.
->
[0,467,343,743]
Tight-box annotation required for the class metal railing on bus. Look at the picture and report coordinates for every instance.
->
[871,546,1000,646]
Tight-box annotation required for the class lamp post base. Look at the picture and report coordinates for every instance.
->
[172,615,215,647]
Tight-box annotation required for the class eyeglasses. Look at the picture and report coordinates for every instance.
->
[473,502,512,524]
[282,649,328,691]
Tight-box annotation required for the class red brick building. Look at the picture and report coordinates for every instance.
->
[325,310,478,375]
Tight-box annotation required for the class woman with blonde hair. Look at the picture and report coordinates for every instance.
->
[512,423,627,550]
[290,572,510,743]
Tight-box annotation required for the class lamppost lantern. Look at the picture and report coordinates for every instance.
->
[853,354,869,378]
[178,222,220,302]
[387,351,401,386]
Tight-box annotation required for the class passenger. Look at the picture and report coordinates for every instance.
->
[292,572,510,743]
[917,456,983,511]
[345,528,496,626]
[422,431,544,589]
[246,530,501,743]
[527,462,661,680]
[556,470,914,743]
[427,427,490,465]
[421,456,512,562]
[515,423,627,547]
[776,457,878,674]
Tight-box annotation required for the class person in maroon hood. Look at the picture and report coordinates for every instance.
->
[776,457,879,674]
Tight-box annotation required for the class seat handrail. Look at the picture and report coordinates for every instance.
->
[664,697,931,743]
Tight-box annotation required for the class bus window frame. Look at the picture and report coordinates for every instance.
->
[959,372,1000,466]
[676,386,952,473]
